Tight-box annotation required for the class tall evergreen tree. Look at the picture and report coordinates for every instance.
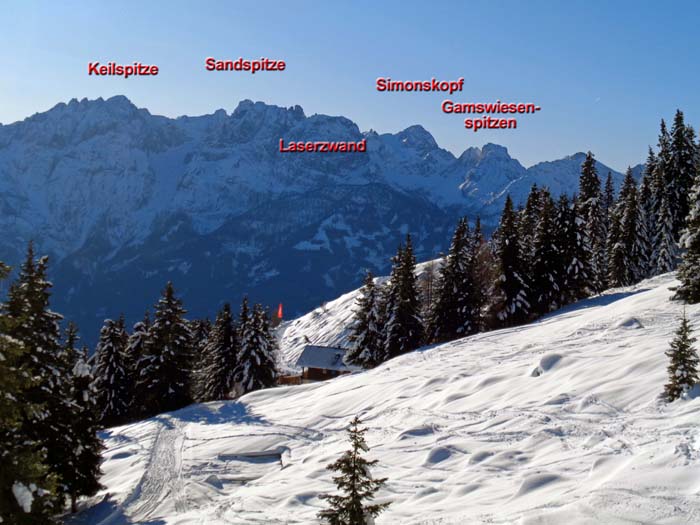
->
[655,119,676,238]
[198,303,238,401]
[383,235,424,359]
[63,326,103,513]
[233,302,278,396]
[609,168,640,286]
[664,310,699,402]
[518,184,541,272]
[93,318,131,426]
[346,271,384,369]
[135,282,193,417]
[470,217,490,332]
[126,313,149,366]
[491,196,531,326]
[427,218,475,343]
[578,152,605,292]
[599,172,615,289]
[3,245,75,511]
[607,203,625,287]
[636,156,656,279]
[0,261,56,523]
[676,165,700,303]
[531,189,560,315]
[670,110,698,235]
[119,311,151,419]
[553,194,573,306]
[654,192,678,274]
[318,416,390,525]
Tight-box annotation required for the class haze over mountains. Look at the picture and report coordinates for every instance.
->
[0,96,641,342]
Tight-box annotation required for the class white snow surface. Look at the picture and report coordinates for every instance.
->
[75,273,700,524]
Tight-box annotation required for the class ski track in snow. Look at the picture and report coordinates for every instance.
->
[127,417,187,520]
[74,273,700,524]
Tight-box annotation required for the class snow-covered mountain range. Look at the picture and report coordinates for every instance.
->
[0,96,640,341]
[71,272,700,524]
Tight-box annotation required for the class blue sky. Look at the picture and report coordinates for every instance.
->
[2,0,699,169]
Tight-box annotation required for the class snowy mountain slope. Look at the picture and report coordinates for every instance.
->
[0,96,633,343]
[73,273,700,524]
[278,259,439,367]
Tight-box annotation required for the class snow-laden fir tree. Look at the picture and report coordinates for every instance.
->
[553,194,573,305]
[654,192,678,274]
[578,151,605,292]
[427,218,475,343]
[190,317,211,365]
[93,318,132,426]
[608,168,640,287]
[518,184,541,272]
[676,165,700,303]
[318,416,390,525]
[664,309,699,402]
[531,189,560,315]
[599,172,615,289]
[383,235,425,359]
[198,303,239,401]
[346,271,385,368]
[470,216,490,332]
[2,244,75,511]
[126,312,150,370]
[491,195,531,326]
[655,119,675,232]
[635,156,656,279]
[124,312,149,419]
[63,325,103,513]
[135,282,193,417]
[670,110,698,235]
[0,261,56,524]
[233,300,277,396]
[607,202,624,287]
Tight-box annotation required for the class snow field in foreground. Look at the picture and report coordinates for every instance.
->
[75,273,700,524]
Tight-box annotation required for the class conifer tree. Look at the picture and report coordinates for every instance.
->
[491,196,531,326]
[654,192,678,274]
[599,172,615,289]
[346,271,384,368]
[122,311,151,419]
[3,244,74,511]
[676,167,700,303]
[578,152,605,292]
[656,119,676,233]
[671,110,698,234]
[190,318,211,347]
[233,301,277,396]
[470,217,490,332]
[609,168,640,286]
[93,318,132,426]
[318,416,390,525]
[427,218,475,343]
[0,261,56,523]
[198,303,238,401]
[636,157,655,279]
[553,194,573,305]
[568,196,592,300]
[126,312,149,367]
[135,282,193,417]
[607,204,625,287]
[531,189,560,315]
[383,235,424,359]
[664,309,699,402]
[518,184,541,272]
[63,325,103,513]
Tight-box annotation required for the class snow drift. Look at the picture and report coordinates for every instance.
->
[72,273,700,524]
